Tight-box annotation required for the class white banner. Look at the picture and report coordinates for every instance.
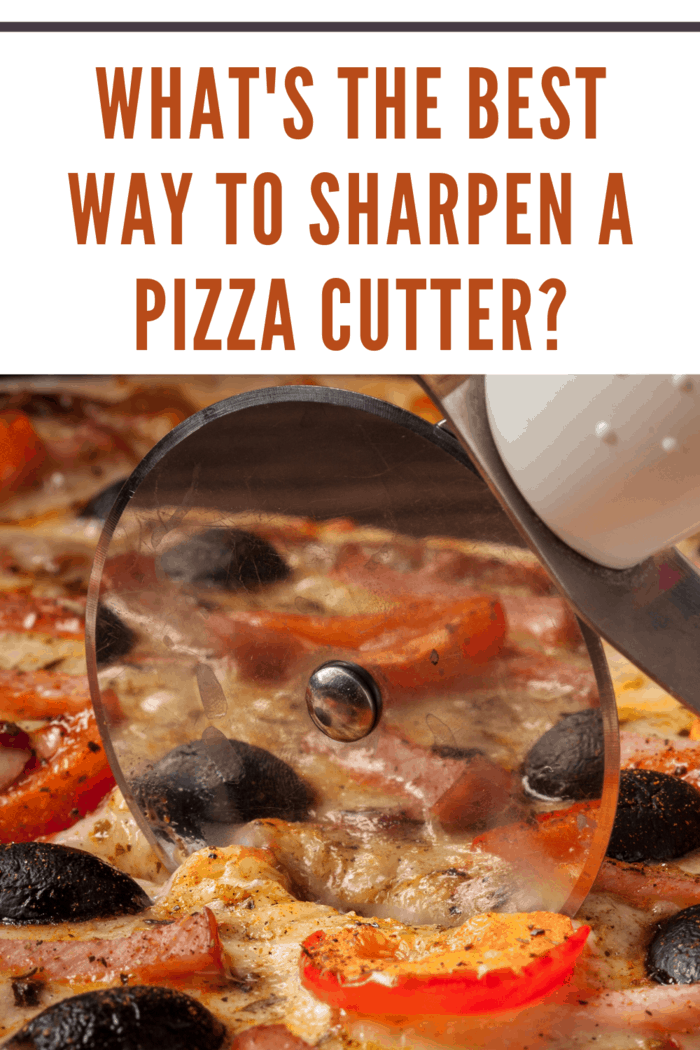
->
[0,16,698,372]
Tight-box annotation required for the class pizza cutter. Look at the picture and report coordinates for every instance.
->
[85,382,620,921]
[420,375,700,712]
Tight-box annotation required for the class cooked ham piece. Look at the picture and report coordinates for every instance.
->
[0,909,224,983]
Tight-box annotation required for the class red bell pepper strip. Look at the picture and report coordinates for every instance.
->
[473,801,600,878]
[210,596,505,691]
[0,411,45,495]
[0,669,122,721]
[0,706,115,841]
[300,912,590,1015]
[360,597,505,692]
[0,593,84,639]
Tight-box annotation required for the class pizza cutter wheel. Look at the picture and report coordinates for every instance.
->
[86,385,618,920]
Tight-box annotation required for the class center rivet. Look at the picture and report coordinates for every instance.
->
[306,661,382,742]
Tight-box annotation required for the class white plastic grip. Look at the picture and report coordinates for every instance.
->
[485,375,700,570]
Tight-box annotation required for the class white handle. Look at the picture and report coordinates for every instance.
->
[485,375,700,569]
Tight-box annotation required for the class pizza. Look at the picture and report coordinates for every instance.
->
[2,376,700,1050]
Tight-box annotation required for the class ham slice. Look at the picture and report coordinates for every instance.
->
[621,731,700,790]
[231,1027,312,1050]
[304,725,516,830]
[0,908,224,983]
[594,857,700,908]
[567,981,700,1035]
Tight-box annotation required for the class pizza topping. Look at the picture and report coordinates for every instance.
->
[473,801,599,891]
[305,724,517,830]
[594,857,700,908]
[0,670,121,721]
[210,616,311,684]
[498,593,581,650]
[133,738,313,849]
[0,594,84,640]
[621,732,700,788]
[0,907,225,983]
[95,604,135,667]
[565,980,700,1035]
[0,410,45,495]
[0,842,150,924]
[159,528,290,590]
[0,706,115,840]
[11,972,44,1008]
[358,597,505,693]
[0,748,33,793]
[300,911,590,1015]
[330,539,551,602]
[237,816,514,925]
[647,904,700,985]
[0,721,33,791]
[231,1026,313,1050]
[0,392,83,418]
[78,476,128,521]
[607,769,700,863]
[0,722,33,753]
[522,709,605,802]
[3,984,226,1050]
[209,594,505,690]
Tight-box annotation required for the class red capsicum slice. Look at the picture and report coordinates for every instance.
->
[473,801,600,877]
[210,595,505,689]
[300,912,590,1016]
[0,411,45,495]
[0,706,115,841]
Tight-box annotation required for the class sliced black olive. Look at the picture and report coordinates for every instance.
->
[606,768,700,863]
[522,709,604,801]
[647,903,700,984]
[0,842,151,925]
[159,528,290,590]
[3,985,225,1050]
[95,604,135,667]
[0,392,80,419]
[78,477,127,522]
[133,737,313,848]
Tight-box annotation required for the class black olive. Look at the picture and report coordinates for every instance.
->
[159,528,290,590]
[647,904,700,985]
[606,768,700,863]
[0,843,151,925]
[133,737,313,848]
[3,985,225,1050]
[78,478,127,522]
[95,604,135,667]
[0,393,80,419]
[522,709,604,801]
